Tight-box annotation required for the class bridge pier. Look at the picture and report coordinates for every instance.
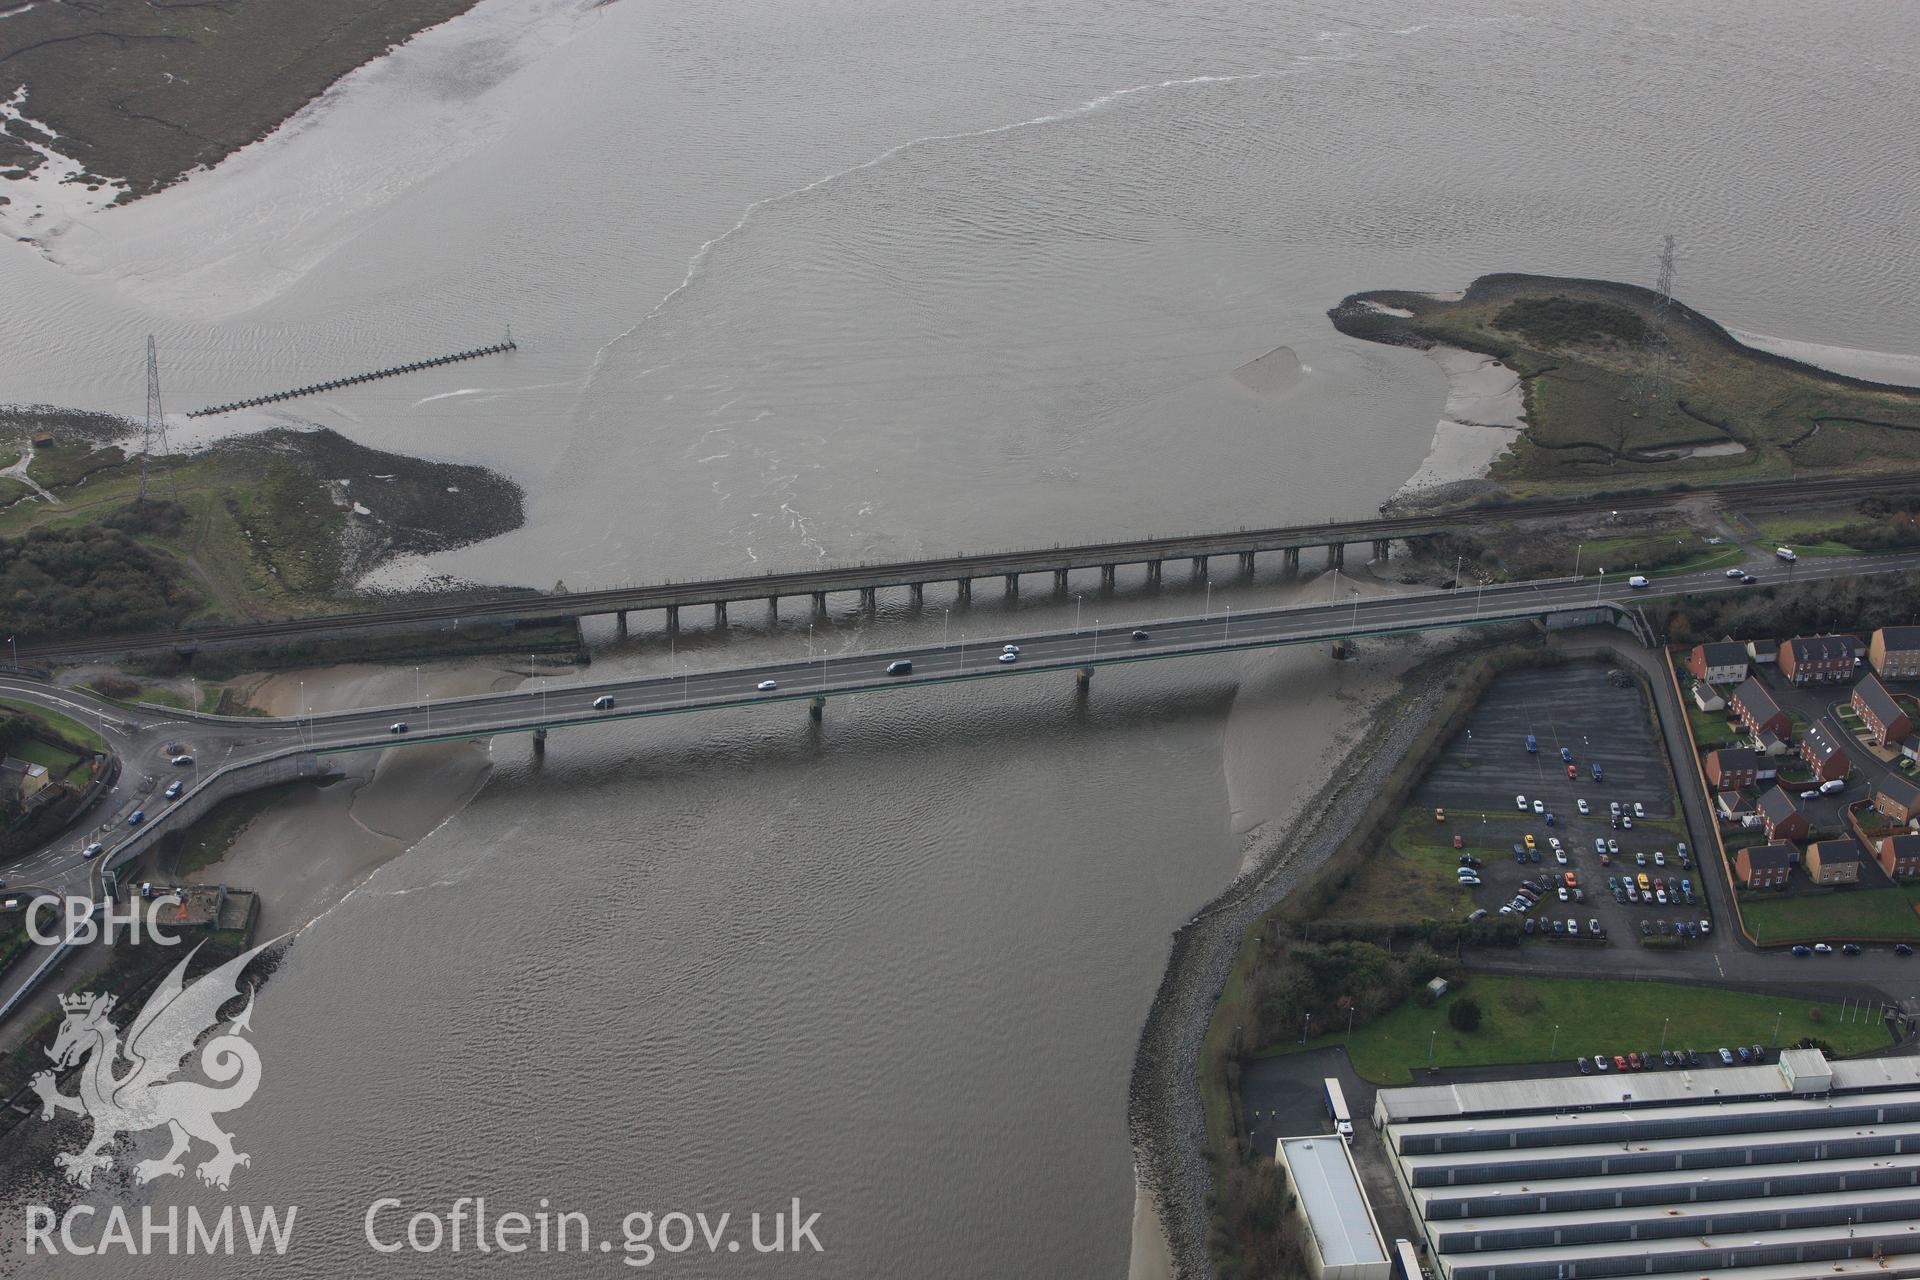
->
[1076,665,1094,690]
[861,586,877,611]
[1328,543,1345,569]
[1239,551,1255,575]
[616,610,628,638]
[809,696,825,722]
[1100,564,1116,591]
[1372,538,1392,563]
[1054,568,1069,593]
[958,578,972,603]
[1192,556,1208,580]
[1146,560,1161,586]
[812,592,827,619]
[532,728,548,755]
[911,582,924,607]
[1005,573,1019,597]
[1283,548,1300,575]
[665,605,680,634]
[714,601,728,627]
[768,596,779,620]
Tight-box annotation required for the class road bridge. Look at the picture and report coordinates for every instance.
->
[17,471,1913,665]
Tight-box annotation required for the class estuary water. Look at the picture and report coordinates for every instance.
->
[4,0,1918,1274]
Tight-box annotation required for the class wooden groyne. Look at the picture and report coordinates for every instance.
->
[186,337,517,417]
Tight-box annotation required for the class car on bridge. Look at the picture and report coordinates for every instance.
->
[756,680,779,692]
[164,781,183,800]
[593,695,616,710]
[1132,630,1150,641]
[997,652,1017,664]
[128,810,145,826]
[390,722,408,733]
[886,661,912,676]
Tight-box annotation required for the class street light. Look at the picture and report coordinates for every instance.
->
[1075,595,1083,633]
[1574,543,1584,579]
[1595,568,1606,604]
[1550,1023,1560,1056]
[1659,1016,1670,1053]
[1428,1029,1437,1063]
[6,635,14,672]
[1773,1010,1783,1044]
[414,667,422,708]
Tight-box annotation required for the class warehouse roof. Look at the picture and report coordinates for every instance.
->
[1276,1137,1386,1268]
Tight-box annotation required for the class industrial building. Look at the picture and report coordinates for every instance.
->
[1373,1051,1920,1279]
[1275,1134,1393,1280]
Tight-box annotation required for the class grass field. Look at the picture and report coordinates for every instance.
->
[1268,974,1891,1084]
[1739,887,1920,944]
[1329,274,1920,494]
[1321,809,1476,924]
[0,696,105,757]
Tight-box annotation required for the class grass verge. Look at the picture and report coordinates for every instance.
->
[1266,974,1891,1084]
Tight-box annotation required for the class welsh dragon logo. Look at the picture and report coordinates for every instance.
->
[31,941,273,1191]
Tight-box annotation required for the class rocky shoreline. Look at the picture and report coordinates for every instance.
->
[1126,639,1485,1279]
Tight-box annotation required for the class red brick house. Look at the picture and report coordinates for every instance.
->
[1779,635,1861,686]
[1870,626,1920,679]
[1874,777,1920,826]
[1687,641,1750,687]
[1852,673,1912,746]
[1877,833,1920,879]
[1757,786,1809,842]
[1737,842,1795,889]
[1705,747,1762,791]
[1798,722,1850,783]
[1731,677,1791,743]
[1805,837,1866,885]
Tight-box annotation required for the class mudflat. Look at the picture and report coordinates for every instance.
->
[0,0,484,197]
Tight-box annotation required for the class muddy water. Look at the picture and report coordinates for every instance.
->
[5,0,1919,1274]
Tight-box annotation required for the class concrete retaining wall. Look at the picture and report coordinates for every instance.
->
[100,749,336,885]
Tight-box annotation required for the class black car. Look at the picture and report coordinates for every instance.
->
[1741,574,1757,584]
[1685,1049,1701,1067]
[1459,855,1482,868]
[1842,943,1862,956]
[1898,944,1915,957]
[1577,1057,1593,1075]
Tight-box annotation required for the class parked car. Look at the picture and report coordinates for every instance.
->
[1654,850,1666,866]
[1751,1045,1766,1062]
[1594,1055,1611,1072]
[1594,838,1608,855]
[1897,944,1914,956]
[1633,849,1644,865]
[1452,835,1465,849]
[1634,802,1646,818]
[1557,886,1569,902]
[1577,799,1590,815]
[170,754,194,766]
[1814,943,1834,954]
[1552,920,1566,935]
[1588,917,1602,935]
[1638,920,1651,936]
[1515,794,1528,811]
[1458,876,1481,887]
[1737,1046,1752,1063]
[1699,919,1712,935]
[1610,801,1621,816]
[1532,800,1545,814]
[1719,1047,1735,1064]
[1466,908,1489,922]
[1622,816,1633,830]
[1544,812,1555,825]
[1628,1052,1642,1069]
[1792,945,1812,957]
[1613,1055,1629,1071]
[1577,1057,1592,1075]
[1592,763,1604,780]
[1526,734,1538,753]
[1842,943,1862,956]
[1566,763,1577,779]
[1523,918,1536,935]
[1458,855,1482,868]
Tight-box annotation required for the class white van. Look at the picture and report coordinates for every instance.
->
[1628,575,1650,588]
